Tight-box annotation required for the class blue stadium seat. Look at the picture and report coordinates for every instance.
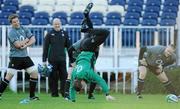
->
[19,5,34,16]
[144,6,160,15]
[4,0,19,9]
[143,12,158,19]
[19,18,31,25]
[123,19,139,26]
[52,12,67,24]
[91,19,103,25]
[146,0,161,7]
[69,19,82,25]
[108,0,126,6]
[1,5,17,13]
[163,6,178,13]
[125,12,140,19]
[141,19,158,26]
[106,12,121,26]
[128,0,143,8]
[34,12,49,21]
[127,6,142,15]
[18,12,32,20]
[106,12,121,19]
[32,19,49,25]
[0,12,13,18]
[0,18,10,25]
[0,0,3,4]
[164,0,179,7]
[160,19,176,26]
[105,19,121,25]
[161,12,177,19]
[70,12,84,19]
[89,12,104,25]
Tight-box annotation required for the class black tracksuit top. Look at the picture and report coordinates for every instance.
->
[42,29,71,62]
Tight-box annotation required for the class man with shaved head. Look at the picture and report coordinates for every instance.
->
[42,18,71,97]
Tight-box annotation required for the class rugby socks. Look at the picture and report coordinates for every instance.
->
[88,82,96,99]
[83,3,93,18]
[137,78,144,95]
[29,78,38,98]
[163,81,177,95]
[0,79,9,96]
[64,79,70,98]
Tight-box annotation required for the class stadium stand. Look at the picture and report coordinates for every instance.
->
[105,12,121,25]
[1,0,178,27]
[0,0,179,45]
[52,12,68,25]
[19,5,35,17]
[21,0,38,6]
[108,0,126,6]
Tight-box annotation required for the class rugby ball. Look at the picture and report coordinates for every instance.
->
[166,94,178,103]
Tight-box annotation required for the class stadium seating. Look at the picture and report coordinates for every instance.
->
[91,0,108,6]
[141,19,158,26]
[125,12,140,19]
[56,0,73,6]
[123,19,139,26]
[74,0,91,6]
[143,12,158,19]
[69,19,82,25]
[39,0,55,6]
[146,0,161,7]
[34,12,50,21]
[144,6,160,15]
[90,12,104,21]
[128,0,143,9]
[36,5,54,14]
[105,19,121,25]
[142,12,158,26]
[108,0,126,6]
[0,12,13,18]
[164,0,179,7]
[52,12,68,25]
[162,6,178,14]
[0,18,9,25]
[54,5,72,14]
[32,19,49,25]
[19,18,31,25]
[161,12,177,19]
[4,0,19,9]
[21,0,38,6]
[1,5,17,13]
[127,6,142,16]
[0,0,178,27]
[18,12,33,20]
[19,5,34,17]
[107,5,124,15]
[105,12,121,25]
[160,19,176,26]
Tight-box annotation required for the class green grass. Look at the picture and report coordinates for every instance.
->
[0,91,179,109]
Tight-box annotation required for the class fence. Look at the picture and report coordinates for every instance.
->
[0,25,175,93]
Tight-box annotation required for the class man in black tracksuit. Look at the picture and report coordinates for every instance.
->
[42,18,71,97]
